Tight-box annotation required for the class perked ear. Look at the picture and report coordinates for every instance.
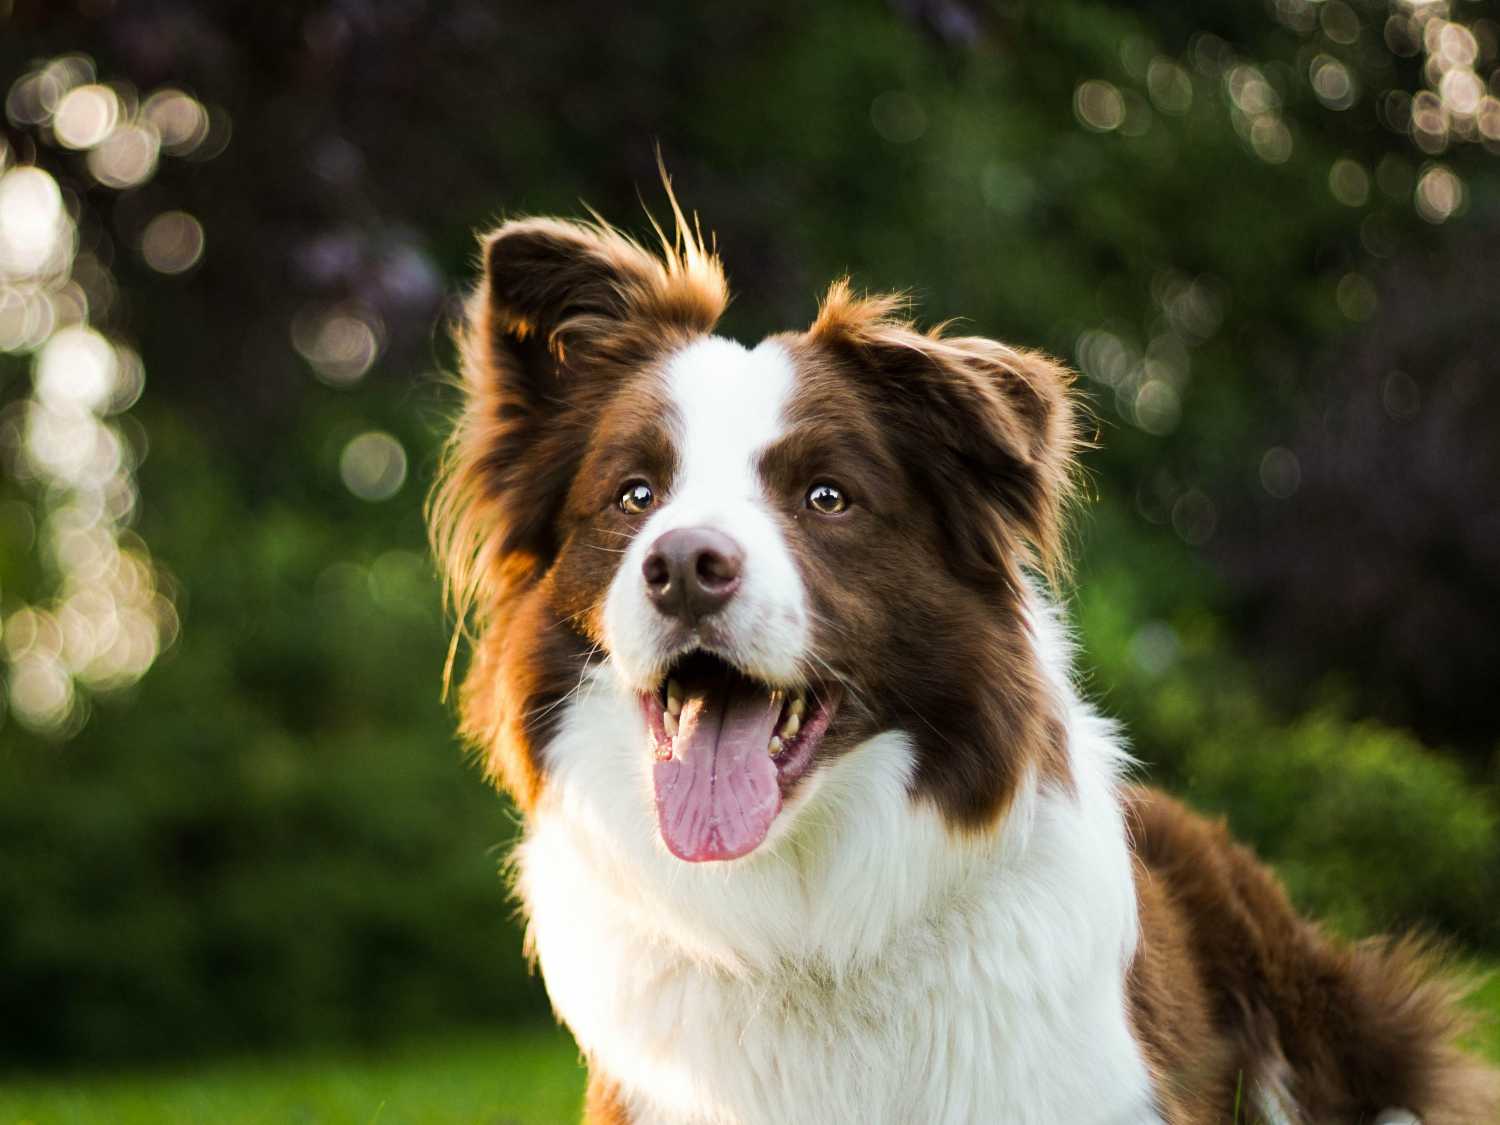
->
[479,215,726,376]
[809,282,1082,585]
[429,212,726,663]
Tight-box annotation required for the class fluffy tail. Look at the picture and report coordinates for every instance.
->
[1295,935,1500,1125]
[1125,787,1500,1125]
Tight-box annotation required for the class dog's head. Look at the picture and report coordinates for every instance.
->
[431,213,1080,863]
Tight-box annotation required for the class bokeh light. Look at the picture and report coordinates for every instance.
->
[1146,59,1193,116]
[1221,62,1299,164]
[1415,163,1465,221]
[293,305,384,385]
[1074,80,1125,132]
[1319,2,1360,46]
[1329,158,1371,206]
[1383,0,1499,155]
[1249,115,1293,163]
[340,431,408,501]
[87,120,160,189]
[34,326,116,413]
[1060,0,1498,449]
[1310,55,1358,112]
[141,211,205,274]
[52,84,119,149]
[0,52,224,734]
[0,166,68,279]
[1227,64,1277,115]
[142,89,209,155]
[7,648,75,733]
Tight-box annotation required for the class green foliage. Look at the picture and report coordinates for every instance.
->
[1073,503,1500,946]
[0,408,546,1067]
[1184,716,1497,941]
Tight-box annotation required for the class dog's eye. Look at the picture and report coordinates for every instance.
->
[619,480,655,515]
[805,482,848,515]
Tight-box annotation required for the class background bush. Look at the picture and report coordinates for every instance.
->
[1,0,1497,1068]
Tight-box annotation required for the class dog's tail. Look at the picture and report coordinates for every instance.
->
[1125,787,1500,1125]
[1272,934,1500,1125]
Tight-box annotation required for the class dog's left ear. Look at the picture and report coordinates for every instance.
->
[912,332,1079,582]
[809,284,1081,584]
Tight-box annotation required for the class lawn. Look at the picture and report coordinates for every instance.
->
[0,1025,587,1125]
[1473,969,1500,1062]
[3,978,1497,1125]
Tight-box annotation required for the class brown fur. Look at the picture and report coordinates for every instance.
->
[804,280,1081,586]
[428,209,726,807]
[583,1070,634,1124]
[1127,787,1500,1124]
[771,308,1079,828]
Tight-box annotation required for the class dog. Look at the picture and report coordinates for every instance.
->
[428,206,1498,1124]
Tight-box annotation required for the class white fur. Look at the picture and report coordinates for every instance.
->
[519,585,1165,1124]
[601,336,808,692]
[521,334,1164,1121]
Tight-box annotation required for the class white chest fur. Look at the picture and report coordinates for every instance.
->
[515,663,1162,1125]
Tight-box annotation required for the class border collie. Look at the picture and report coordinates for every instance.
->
[429,206,1497,1125]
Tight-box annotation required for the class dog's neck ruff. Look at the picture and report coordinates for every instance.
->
[515,594,1166,1125]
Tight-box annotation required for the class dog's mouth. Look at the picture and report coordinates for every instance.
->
[639,650,841,863]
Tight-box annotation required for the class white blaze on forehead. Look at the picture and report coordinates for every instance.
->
[600,334,808,689]
[663,335,795,502]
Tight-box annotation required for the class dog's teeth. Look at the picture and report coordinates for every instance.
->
[789,697,805,719]
[666,695,681,716]
[779,712,800,740]
[664,711,678,738]
[666,680,682,714]
[768,735,782,756]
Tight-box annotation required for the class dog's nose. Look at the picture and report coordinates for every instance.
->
[642,527,743,624]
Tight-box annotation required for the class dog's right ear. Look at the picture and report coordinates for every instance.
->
[430,216,726,628]
[479,217,721,387]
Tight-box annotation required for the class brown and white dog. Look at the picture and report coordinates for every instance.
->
[429,208,1498,1125]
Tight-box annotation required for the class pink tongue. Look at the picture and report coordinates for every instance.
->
[653,675,782,862]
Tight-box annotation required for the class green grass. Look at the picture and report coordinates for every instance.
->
[0,1026,587,1125]
[1472,969,1500,1062]
[3,978,1497,1125]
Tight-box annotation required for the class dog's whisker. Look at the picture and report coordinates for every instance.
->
[524,639,606,724]
[555,598,606,629]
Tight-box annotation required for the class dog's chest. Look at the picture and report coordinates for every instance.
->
[520,825,1162,1125]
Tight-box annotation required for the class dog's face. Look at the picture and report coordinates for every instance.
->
[432,216,1078,863]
